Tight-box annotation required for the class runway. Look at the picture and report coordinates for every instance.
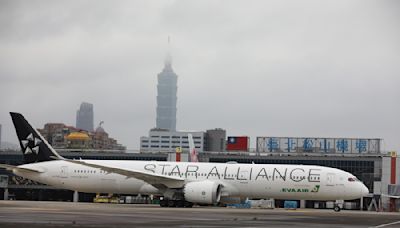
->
[0,201,399,228]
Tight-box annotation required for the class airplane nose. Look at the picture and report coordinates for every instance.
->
[361,184,369,196]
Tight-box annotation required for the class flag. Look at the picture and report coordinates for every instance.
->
[227,136,249,151]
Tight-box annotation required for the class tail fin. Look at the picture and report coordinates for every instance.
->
[188,134,198,162]
[10,112,64,164]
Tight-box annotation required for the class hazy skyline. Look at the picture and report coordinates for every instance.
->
[0,1,399,151]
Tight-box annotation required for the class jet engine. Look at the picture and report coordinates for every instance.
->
[183,180,222,204]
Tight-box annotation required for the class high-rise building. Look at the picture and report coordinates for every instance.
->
[205,128,226,152]
[76,102,94,132]
[156,52,178,131]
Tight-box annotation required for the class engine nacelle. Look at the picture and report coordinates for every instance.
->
[183,180,222,204]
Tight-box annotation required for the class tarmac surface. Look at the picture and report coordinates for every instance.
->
[0,201,399,228]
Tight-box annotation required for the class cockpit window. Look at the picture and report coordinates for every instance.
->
[348,177,359,182]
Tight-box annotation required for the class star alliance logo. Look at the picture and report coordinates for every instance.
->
[311,185,320,193]
[21,133,42,155]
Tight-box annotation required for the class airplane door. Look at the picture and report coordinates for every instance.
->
[326,173,335,186]
[60,166,68,178]
[326,172,345,198]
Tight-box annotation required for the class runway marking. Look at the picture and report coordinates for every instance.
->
[370,220,400,228]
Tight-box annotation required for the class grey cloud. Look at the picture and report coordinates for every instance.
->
[0,0,399,151]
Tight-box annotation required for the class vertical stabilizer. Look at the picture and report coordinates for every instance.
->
[188,134,198,162]
[10,112,64,164]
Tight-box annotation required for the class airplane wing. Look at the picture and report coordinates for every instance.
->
[0,164,44,173]
[63,159,185,189]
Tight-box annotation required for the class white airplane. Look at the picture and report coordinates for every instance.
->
[0,113,369,211]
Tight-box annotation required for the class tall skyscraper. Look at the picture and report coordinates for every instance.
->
[0,124,2,149]
[156,51,178,131]
[76,102,94,132]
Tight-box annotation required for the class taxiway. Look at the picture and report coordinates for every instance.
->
[0,201,399,228]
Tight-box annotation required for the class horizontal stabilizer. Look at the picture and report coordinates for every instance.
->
[0,164,44,173]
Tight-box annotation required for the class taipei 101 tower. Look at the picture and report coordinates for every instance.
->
[156,39,177,131]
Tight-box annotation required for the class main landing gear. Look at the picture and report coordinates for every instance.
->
[159,199,194,208]
[333,200,343,212]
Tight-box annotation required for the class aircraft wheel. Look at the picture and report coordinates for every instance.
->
[334,205,341,212]
[176,200,185,208]
[184,201,193,208]
[167,200,176,207]
[159,200,167,207]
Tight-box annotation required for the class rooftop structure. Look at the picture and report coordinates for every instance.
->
[257,137,382,154]
[38,122,125,151]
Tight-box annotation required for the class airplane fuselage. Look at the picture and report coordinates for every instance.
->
[15,160,368,201]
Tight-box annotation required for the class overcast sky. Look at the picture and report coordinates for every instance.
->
[0,0,399,152]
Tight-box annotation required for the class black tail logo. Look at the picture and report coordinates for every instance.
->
[10,112,63,164]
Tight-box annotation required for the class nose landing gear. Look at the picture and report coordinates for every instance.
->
[333,200,343,212]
